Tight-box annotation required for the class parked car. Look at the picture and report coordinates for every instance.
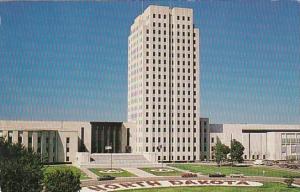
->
[254,160,264,165]
[265,161,273,166]
[230,173,245,178]
[279,163,288,168]
[233,163,251,167]
[287,164,299,169]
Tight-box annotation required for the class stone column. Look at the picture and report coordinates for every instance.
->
[49,132,54,162]
[23,131,29,148]
[101,127,105,153]
[40,132,45,159]
[32,132,38,153]
[95,126,98,153]
[99,126,102,153]
[113,127,116,153]
[12,131,18,144]
[119,127,123,153]
[2,130,8,141]
[107,127,111,151]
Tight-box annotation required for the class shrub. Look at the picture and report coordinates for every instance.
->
[209,173,226,177]
[284,177,294,188]
[97,175,116,181]
[181,173,198,178]
[44,169,81,192]
[287,165,298,169]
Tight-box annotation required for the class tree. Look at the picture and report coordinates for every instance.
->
[230,139,245,163]
[214,138,230,166]
[0,138,43,192]
[44,169,81,192]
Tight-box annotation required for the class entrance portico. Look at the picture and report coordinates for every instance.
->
[91,122,128,153]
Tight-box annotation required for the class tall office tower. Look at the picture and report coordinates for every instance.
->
[128,5,200,162]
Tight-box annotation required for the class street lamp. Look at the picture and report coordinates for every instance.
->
[157,144,164,168]
[105,144,113,170]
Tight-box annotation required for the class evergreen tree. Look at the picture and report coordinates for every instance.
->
[0,138,43,192]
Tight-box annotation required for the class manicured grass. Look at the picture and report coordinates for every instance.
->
[140,167,183,176]
[169,164,300,178]
[125,182,299,192]
[89,168,136,177]
[43,165,90,180]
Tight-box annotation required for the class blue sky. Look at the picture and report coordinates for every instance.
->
[0,1,299,124]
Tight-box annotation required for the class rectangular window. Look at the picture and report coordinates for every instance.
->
[18,131,23,144]
[291,145,297,153]
[28,136,32,144]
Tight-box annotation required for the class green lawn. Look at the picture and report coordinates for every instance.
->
[125,182,299,192]
[89,168,136,177]
[43,165,90,180]
[169,164,300,178]
[140,167,183,176]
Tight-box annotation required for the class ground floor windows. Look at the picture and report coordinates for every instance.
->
[91,122,124,153]
[18,131,23,144]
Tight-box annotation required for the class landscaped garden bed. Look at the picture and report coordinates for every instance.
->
[169,163,300,178]
[43,165,90,180]
[88,168,136,177]
[140,167,182,176]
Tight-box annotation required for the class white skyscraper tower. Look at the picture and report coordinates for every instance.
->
[128,5,200,162]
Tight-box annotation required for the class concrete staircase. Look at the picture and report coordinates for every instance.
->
[79,153,162,168]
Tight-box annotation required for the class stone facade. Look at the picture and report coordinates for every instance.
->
[0,120,130,163]
[208,123,300,161]
[128,5,200,162]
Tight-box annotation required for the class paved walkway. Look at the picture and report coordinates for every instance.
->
[166,165,205,176]
[123,168,156,177]
[81,167,98,179]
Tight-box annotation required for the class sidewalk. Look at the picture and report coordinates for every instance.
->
[123,168,157,177]
[81,167,98,179]
[167,165,204,176]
